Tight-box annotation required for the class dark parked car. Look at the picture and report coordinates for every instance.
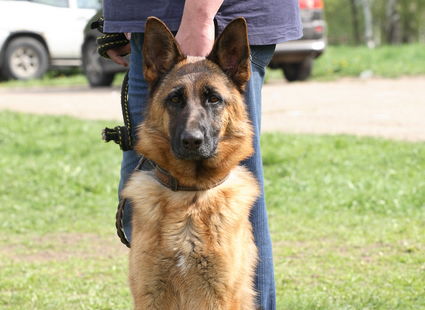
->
[268,0,327,81]
[82,10,129,87]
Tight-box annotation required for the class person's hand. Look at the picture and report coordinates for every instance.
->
[92,17,131,67]
[175,0,223,57]
[106,43,131,67]
[175,18,215,57]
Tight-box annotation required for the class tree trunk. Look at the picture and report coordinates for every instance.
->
[386,0,401,44]
[349,0,361,45]
[361,0,374,48]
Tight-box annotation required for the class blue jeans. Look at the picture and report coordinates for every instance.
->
[119,33,276,310]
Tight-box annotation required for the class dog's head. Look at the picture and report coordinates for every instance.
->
[136,17,254,184]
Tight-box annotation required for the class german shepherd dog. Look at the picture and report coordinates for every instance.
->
[121,16,260,310]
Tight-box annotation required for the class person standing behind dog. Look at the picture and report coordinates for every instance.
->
[100,1,302,309]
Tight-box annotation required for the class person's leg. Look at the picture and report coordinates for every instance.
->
[243,44,277,310]
[118,33,148,242]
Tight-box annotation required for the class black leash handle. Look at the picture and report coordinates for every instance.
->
[91,16,130,59]
[101,70,133,151]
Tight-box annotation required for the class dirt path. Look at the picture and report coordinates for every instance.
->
[1,76,424,142]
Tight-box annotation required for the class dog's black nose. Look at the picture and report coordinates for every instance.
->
[181,130,204,150]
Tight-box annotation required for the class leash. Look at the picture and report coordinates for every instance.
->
[101,70,133,151]
[115,155,147,248]
[115,198,131,248]
[116,155,230,248]
[93,13,133,151]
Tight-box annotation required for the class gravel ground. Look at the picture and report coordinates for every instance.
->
[1,76,424,142]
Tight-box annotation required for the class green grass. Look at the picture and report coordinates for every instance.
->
[262,133,425,309]
[267,43,425,81]
[0,111,129,309]
[0,68,126,88]
[1,111,424,309]
[312,43,425,80]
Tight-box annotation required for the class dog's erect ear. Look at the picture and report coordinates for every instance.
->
[143,17,185,85]
[207,17,251,90]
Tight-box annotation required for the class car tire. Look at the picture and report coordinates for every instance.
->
[282,57,313,82]
[82,39,115,87]
[1,37,49,80]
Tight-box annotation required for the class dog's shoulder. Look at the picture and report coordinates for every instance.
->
[121,169,158,201]
[208,165,260,220]
[221,165,260,204]
[227,165,259,191]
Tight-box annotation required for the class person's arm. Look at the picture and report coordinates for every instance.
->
[106,0,223,65]
[175,0,224,56]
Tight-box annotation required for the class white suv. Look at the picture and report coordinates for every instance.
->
[0,0,100,80]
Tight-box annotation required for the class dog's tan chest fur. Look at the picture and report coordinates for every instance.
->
[122,166,259,309]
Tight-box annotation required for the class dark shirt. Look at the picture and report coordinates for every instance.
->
[103,0,303,45]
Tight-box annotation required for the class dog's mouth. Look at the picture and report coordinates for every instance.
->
[176,152,213,161]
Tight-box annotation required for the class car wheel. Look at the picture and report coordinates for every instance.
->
[83,39,115,87]
[1,37,49,80]
[282,57,313,82]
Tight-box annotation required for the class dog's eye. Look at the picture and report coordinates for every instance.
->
[170,96,180,104]
[209,95,220,103]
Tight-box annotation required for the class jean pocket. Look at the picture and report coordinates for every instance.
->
[250,44,276,69]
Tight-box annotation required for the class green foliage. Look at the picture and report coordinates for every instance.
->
[1,112,424,309]
[324,0,425,45]
[312,43,425,79]
[372,0,425,43]
[323,0,356,45]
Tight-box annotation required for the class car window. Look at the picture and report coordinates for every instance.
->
[77,0,100,9]
[30,0,69,8]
